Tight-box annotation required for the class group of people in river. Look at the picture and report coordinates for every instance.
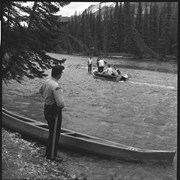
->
[87,55,129,81]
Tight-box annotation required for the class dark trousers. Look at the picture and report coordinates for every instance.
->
[44,104,62,160]
[88,64,92,73]
[97,63,100,72]
[99,66,104,73]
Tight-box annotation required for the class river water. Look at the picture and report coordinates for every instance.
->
[2,53,177,179]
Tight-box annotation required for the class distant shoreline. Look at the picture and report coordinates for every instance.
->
[48,52,177,74]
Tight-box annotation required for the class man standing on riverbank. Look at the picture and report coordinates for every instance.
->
[87,56,93,74]
[39,65,65,162]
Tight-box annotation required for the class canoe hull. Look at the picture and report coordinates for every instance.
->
[2,108,176,163]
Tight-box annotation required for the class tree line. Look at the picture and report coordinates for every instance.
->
[65,2,177,60]
[1,2,178,83]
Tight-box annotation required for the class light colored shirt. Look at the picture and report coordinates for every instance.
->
[107,67,113,75]
[103,67,114,75]
[88,58,92,65]
[39,77,64,108]
[98,59,104,67]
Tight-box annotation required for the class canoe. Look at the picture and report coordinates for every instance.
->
[93,71,120,82]
[2,108,176,163]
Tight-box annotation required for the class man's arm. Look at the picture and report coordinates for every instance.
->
[53,86,65,108]
[39,85,43,96]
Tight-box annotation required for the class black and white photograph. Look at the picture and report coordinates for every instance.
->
[2,1,178,179]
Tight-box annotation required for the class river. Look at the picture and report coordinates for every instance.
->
[2,53,177,179]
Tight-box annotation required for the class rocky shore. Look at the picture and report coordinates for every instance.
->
[2,128,86,180]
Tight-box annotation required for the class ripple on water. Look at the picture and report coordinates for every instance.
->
[21,102,30,105]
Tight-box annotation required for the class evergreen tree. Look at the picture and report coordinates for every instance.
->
[123,2,160,59]
[169,2,178,55]
[89,12,95,44]
[95,4,103,52]
[118,2,124,52]
[165,2,172,54]
[107,8,113,53]
[142,3,149,45]
[93,23,98,55]
[74,11,79,37]
[69,17,74,36]
[89,12,96,52]
[123,2,133,53]
[75,15,82,52]
[68,34,90,54]
[135,2,143,35]
[68,16,77,52]
[2,1,70,82]
[83,11,92,48]
[148,2,159,51]
[81,11,86,44]
[111,2,119,52]
[102,6,109,55]
[62,2,178,59]
[158,2,172,57]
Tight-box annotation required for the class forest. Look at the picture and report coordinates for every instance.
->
[2,1,70,82]
[2,2,178,83]
[61,2,178,60]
